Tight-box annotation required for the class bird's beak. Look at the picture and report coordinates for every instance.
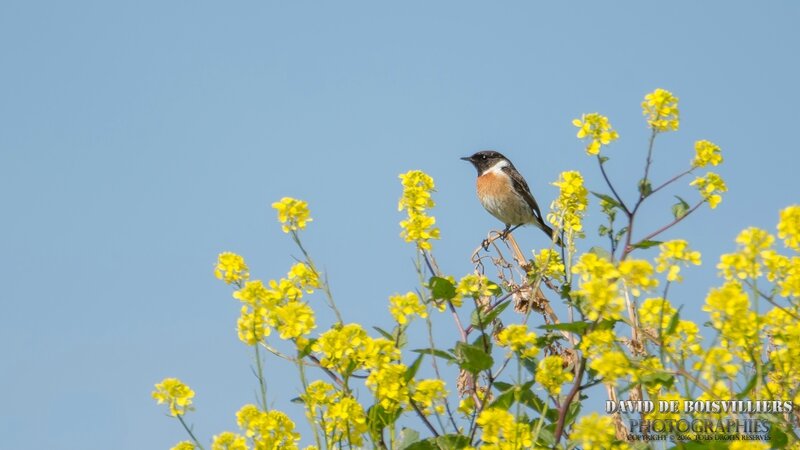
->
[460,156,472,162]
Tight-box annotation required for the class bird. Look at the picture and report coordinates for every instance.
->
[461,150,561,245]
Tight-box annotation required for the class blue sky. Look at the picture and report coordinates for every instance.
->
[1,1,798,449]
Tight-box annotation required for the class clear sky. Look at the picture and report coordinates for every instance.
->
[1,1,798,449]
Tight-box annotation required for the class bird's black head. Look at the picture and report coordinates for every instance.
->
[460,150,510,175]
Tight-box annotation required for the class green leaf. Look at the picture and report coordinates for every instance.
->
[396,428,421,450]
[393,324,408,349]
[639,371,675,389]
[404,354,424,381]
[290,396,304,404]
[598,224,610,237]
[402,438,437,450]
[770,426,789,449]
[411,348,455,362]
[665,307,682,335]
[519,389,548,414]
[539,321,591,334]
[429,276,456,300]
[587,246,612,260]
[591,191,621,209]
[367,404,401,437]
[471,301,510,328]
[672,195,690,219]
[638,178,652,197]
[632,239,663,249]
[373,326,393,340]
[454,341,494,374]
[737,371,759,400]
[490,387,515,410]
[435,435,471,450]
[598,155,610,164]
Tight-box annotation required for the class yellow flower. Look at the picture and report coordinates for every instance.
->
[171,442,196,450]
[273,301,316,339]
[579,329,617,353]
[272,197,312,233]
[237,306,271,345]
[359,337,402,371]
[475,408,515,445]
[388,291,427,325]
[496,324,539,359]
[572,113,620,155]
[691,140,723,167]
[693,347,738,382]
[570,412,629,450]
[235,405,300,449]
[655,240,701,282]
[456,274,498,302]
[703,281,758,353]
[365,363,410,410]
[412,379,448,415]
[572,253,618,281]
[777,205,800,251]
[536,355,573,396]
[152,378,195,417]
[780,257,800,297]
[303,380,337,409]
[617,259,658,296]
[215,252,249,285]
[639,297,676,331]
[287,262,320,293]
[691,172,727,209]
[398,170,440,251]
[730,442,769,450]
[548,171,588,236]
[399,212,440,250]
[323,395,368,446]
[312,323,370,374]
[578,278,624,321]
[531,249,565,280]
[398,170,436,213]
[233,280,281,309]
[211,432,247,450]
[642,88,679,132]
[589,351,630,386]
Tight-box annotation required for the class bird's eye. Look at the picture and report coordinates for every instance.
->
[481,154,487,160]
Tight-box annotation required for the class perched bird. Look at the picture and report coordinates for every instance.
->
[461,150,561,245]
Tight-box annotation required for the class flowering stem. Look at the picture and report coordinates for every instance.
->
[254,345,268,411]
[553,356,586,444]
[177,415,206,450]
[596,155,630,215]
[631,201,704,248]
[290,231,344,323]
[649,169,692,197]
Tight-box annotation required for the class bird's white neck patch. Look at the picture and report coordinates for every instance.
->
[483,159,509,176]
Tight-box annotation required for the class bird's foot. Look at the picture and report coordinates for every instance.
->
[481,238,491,251]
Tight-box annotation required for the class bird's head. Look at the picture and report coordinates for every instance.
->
[460,150,510,176]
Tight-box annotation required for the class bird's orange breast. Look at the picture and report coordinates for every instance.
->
[477,171,514,198]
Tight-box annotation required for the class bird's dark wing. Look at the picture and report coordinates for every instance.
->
[502,165,544,223]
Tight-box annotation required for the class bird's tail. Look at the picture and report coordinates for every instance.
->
[538,221,563,247]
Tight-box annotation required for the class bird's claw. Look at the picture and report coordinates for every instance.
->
[481,238,491,251]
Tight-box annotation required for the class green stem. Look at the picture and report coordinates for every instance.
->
[254,345,268,411]
[177,415,206,450]
[291,231,344,323]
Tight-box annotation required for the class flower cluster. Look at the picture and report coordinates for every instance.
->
[703,281,759,357]
[570,413,629,449]
[272,197,313,233]
[475,408,533,449]
[229,262,319,346]
[691,140,723,167]
[548,171,588,237]
[388,291,427,325]
[236,404,301,449]
[572,253,624,321]
[215,252,249,285]
[778,205,800,251]
[535,355,573,396]
[690,172,727,209]
[302,381,368,447]
[572,113,619,155]
[530,248,565,280]
[496,324,539,359]
[152,378,195,417]
[211,432,247,450]
[617,259,659,296]
[654,240,701,282]
[455,273,499,304]
[411,379,448,415]
[642,88,679,132]
[398,170,440,250]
